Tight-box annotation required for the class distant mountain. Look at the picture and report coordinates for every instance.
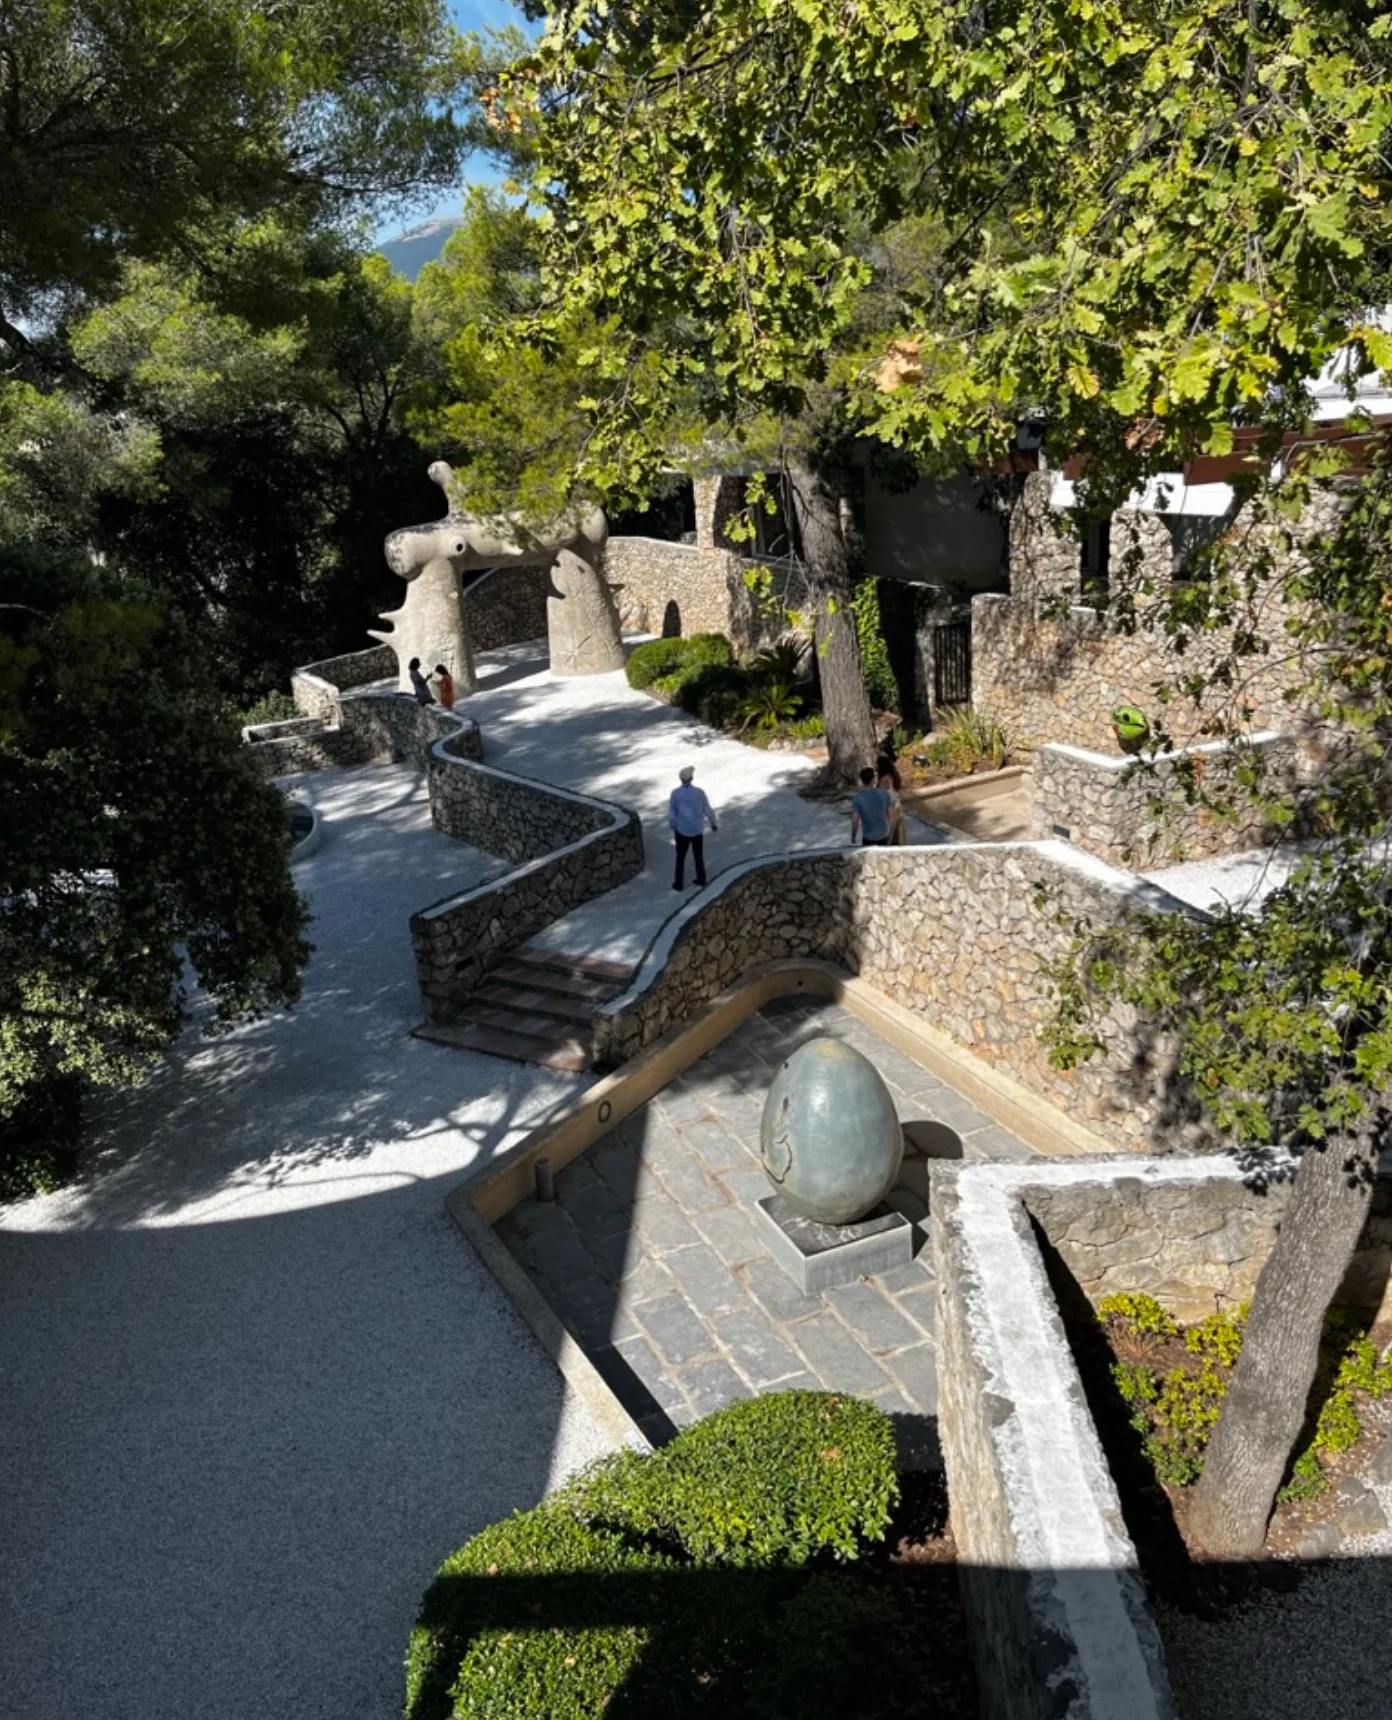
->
[378,216,463,282]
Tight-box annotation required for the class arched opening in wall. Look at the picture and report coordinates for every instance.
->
[661,600,682,638]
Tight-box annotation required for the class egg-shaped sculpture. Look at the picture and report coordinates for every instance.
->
[760,1037,903,1225]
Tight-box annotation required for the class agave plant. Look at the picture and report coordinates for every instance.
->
[747,633,810,683]
[735,679,800,733]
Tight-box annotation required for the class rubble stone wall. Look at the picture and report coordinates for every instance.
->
[1031,732,1298,866]
[596,842,1215,1154]
[411,768,644,1020]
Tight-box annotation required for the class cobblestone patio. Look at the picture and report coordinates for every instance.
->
[497,997,1040,1458]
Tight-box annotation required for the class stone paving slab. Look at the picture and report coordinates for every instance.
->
[495,998,1041,1455]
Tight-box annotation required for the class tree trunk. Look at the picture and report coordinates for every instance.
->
[787,462,877,785]
[1188,1131,1378,1557]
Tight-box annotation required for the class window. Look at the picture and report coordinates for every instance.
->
[1079,515,1111,601]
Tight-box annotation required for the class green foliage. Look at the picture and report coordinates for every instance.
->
[0,1071,83,1202]
[922,708,1013,776]
[735,679,800,733]
[0,0,469,330]
[625,633,734,692]
[849,580,898,711]
[568,1391,898,1568]
[1104,1293,1392,1500]
[240,690,299,729]
[519,0,1392,501]
[406,1393,901,1720]
[0,595,311,1151]
[1186,1308,1249,1370]
[1280,1316,1392,1501]
[1099,1292,1181,1343]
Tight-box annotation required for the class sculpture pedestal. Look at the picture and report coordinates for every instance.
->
[754,1193,914,1293]
[547,547,625,676]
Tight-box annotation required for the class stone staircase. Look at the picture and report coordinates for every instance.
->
[413,945,638,1071]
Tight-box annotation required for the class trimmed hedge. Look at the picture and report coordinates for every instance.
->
[566,1390,897,1566]
[625,631,733,691]
[405,1392,901,1720]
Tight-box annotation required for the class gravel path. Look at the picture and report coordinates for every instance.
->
[0,646,948,1718]
[0,762,615,1720]
[1157,1558,1392,1719]
[461,641,948,964]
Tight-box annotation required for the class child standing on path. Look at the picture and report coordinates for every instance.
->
[433,664,455,709]
[668,765,718,890]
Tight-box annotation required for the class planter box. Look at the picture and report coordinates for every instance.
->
[930,1154,1392,1720]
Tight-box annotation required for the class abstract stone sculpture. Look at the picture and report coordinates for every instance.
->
[760,1037,903,1225]
[378,462,618,694]
[548,545,626,676]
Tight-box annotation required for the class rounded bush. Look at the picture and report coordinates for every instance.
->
[674,661,752,728]
[568,1390,898,1566]
[625,636,688,689]
[405,1508,673,1720]
[406,1394,902,1720]
[625,632,733,691]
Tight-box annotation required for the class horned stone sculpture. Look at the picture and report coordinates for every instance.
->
[376,462,624,696]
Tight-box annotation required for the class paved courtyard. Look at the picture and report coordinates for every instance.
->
[498,996,1039,1461]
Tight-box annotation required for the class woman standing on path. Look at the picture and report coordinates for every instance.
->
[877,754,906,845]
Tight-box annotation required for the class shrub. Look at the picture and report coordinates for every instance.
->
[568,1390,898,1567]
[1099,1291,1180,1342]
[626,632,733,691]
[239,688,298,728]
[674,661,754,728]
[406,1394,902,1720]
[405,1507,671,1720]
[0,1069,83,1201]
[923,706,1013,774]
[735,679,800,733]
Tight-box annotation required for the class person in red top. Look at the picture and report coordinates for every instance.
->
[433,664,455,709]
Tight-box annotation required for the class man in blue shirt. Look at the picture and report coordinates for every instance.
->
[668,765,719,889]
[849,767,893,846]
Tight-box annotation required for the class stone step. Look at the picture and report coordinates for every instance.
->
[413,1017,593,1072]
[490,960,627,1004]
[509,946,638,987]
[471,981,598,1025]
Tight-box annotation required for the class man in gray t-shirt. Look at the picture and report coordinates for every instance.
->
[850,767,893,846]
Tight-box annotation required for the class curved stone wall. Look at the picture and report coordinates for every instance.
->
[412,760,643,1021]
[595,841,1208,1153]
[245,667,643,1021]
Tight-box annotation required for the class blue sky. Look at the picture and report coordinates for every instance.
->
[381,0,535,237]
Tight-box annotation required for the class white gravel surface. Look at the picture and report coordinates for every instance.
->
[1143,845,1304,914]
[0,646,944,1719]
[0,761,618,1720]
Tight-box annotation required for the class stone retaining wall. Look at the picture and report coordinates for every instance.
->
[932,1155,1392,1719]
[411,770,644,1020]
[974,475,1338,752]
[247,660,642,1013]
[1031,732,1298,867]
[595,842,1212,1154]
[1024,1164,1392,1326]
[604,535,811,651]
[463,562,552,651]
[932,1159,1185,1720]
